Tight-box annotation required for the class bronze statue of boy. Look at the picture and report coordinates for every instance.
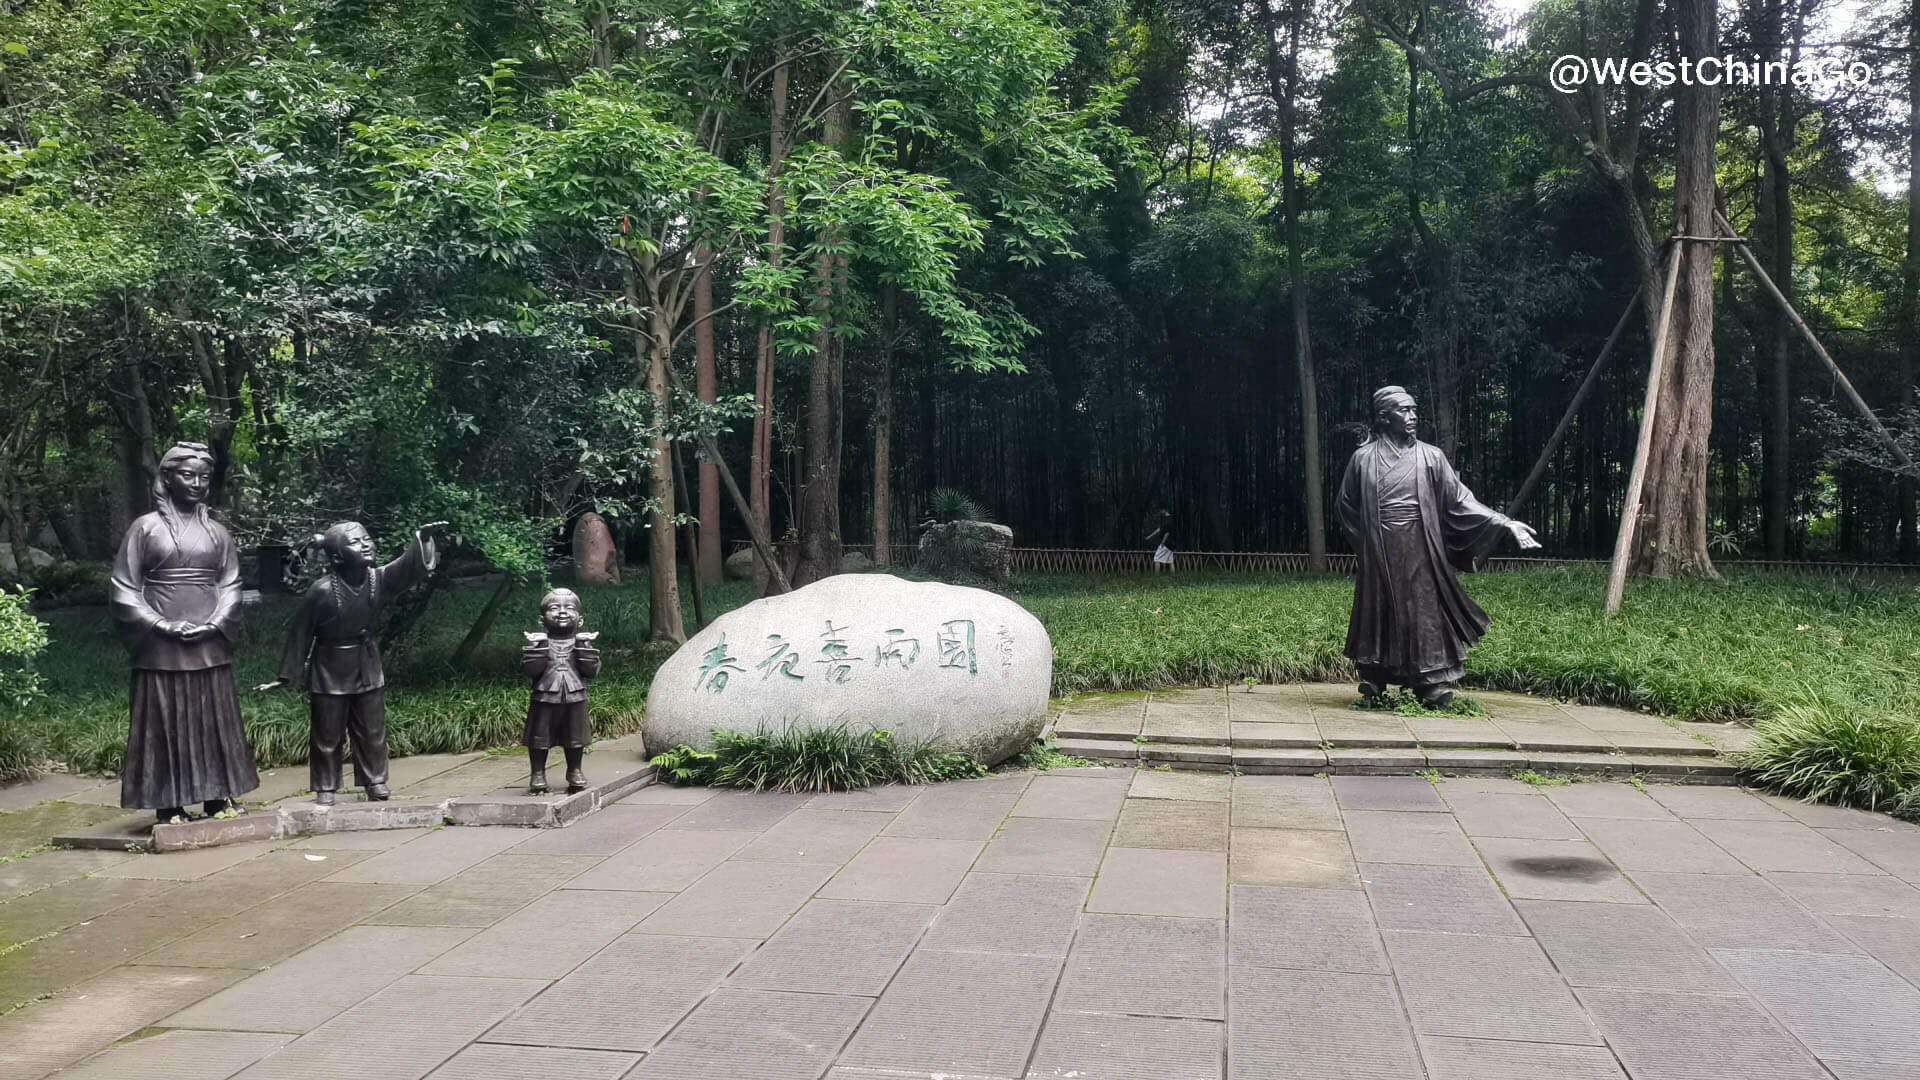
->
[1336,387,1539,709]
[522,589,600,794]
[260,520,448,804]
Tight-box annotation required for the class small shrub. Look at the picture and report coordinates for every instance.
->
[1739,700,1920,811]
[651,745,720,786]
[0,587,50,782]
[26,562,109,609]
[908,750,989,782]
[928,488,988,524]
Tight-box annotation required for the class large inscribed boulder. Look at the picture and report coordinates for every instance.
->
[643,574,1051,765]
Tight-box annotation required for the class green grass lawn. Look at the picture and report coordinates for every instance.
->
[12,566,1920,777]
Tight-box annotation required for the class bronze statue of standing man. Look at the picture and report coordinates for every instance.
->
[1336,387,1540,708]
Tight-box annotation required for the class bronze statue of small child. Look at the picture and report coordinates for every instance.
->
[523,588,600,794]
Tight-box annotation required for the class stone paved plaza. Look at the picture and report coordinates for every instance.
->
[5,766,1920,1080]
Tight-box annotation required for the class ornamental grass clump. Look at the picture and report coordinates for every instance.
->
[1739,700,1920,811]
[649,723,990,793]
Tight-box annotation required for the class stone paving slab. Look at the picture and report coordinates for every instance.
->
[1418,1036,1627,1080]
[918,873,1087,957]
[162,924,476,1034]
[365,853,596,927]
[1691,817,1885,875]
[1055,913,1224,1019]
[226,974,548,1080]
[1112,797,1228,851]
[481,934,757,1051]
[421,888,668,978]
[1440,790,1583,839]
[1227,885,1388,975]
[139,878,419,968]
[1009,773,1130,821]
[976,816,1110,877]
[1628,872,1864,953]
[0,966,251,1080]
[1577,987,1833,1080]
[0,848,136,902]
[1765,871,1920,918]
[734,807,891,864]
[630,987,871,1080]
[1028,1013,1223,1080]
[1228,827,1358,889]
[1383,929,1602,1044]
[1227,965,1423,1080]
[50,1029,294,1080]
[1572,816,1750,874]
[1360,862,1527,936]
[731,898,935,995]
[1227,775,1342,830]
[1342,809,1479,866]
[1331,775,1446,812]
[1471,836,1646,903]
[819,837,982,905]
[423,1044,640,1080]
[1088,847,1225,918]
[1514,899,1740,993]
[561,826,758,892]
[642,859,838,936]
[835,949,1062,1078]
[1714,947,1920,1067]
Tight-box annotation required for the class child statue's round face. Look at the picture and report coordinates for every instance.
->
[542,598,582,634]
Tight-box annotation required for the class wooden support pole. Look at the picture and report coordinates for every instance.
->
[1506,285,1643,518]
[670,441,708,631]
[1605,242,1686,616]
[1714,208,1918,477]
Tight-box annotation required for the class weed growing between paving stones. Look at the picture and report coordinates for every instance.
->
[1011,738,1102,771]
[1739,699,1920,811]
[1511,769,1576,787]
[648,725,989,792]
[1350,690,1488,717]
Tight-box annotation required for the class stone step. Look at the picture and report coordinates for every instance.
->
[1051,727,1144,743]
[1138,742,1233,766]
[1054,738,1138,762]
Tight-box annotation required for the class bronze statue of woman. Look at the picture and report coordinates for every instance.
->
[110,442,259,822]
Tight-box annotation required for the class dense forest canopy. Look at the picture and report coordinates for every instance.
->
[4,0,1919,623]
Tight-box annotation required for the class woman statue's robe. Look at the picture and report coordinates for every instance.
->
[1336,438,1512,687]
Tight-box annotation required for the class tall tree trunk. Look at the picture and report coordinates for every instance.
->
[1259,0,1324,569]
[1634,0,1719,578]
[795,89,850,588]
[1753,0,1796,559]
[694,245,723,583]
[111,354,159,535]
[873,284,897,565]
[1901,0,1920,560]
[751,54,790,592]
[631,261,687,644]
